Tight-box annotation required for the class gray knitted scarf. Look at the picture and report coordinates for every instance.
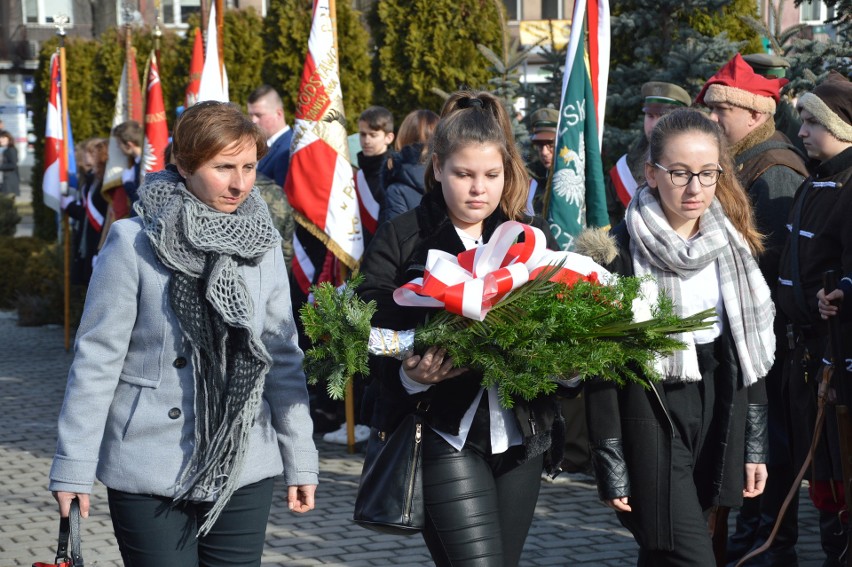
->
[626,185,775,386]
[136,168,280,535]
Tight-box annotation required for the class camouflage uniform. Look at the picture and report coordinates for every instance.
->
[255,174,295,274]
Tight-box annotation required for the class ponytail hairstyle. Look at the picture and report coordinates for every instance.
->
[424,90,529,221]
[647,108,764,255]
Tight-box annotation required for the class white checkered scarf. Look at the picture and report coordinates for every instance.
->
[626,186,775,385]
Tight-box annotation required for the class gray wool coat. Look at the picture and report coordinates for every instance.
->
[49,217,318,498]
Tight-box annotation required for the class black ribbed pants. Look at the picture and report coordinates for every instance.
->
[420,397,544,567]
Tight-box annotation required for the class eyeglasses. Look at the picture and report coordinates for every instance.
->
[653,163,723,187]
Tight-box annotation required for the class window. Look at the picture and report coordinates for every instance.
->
[162,0,201,26]
[23,0,73,24]
[542,0,561,19]
[503,0,521,21]
[800,0,827,24]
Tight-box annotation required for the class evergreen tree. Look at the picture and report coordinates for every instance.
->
[604,0,759,169]
[525,42,566,115]
[478,39,539,150]
[262,0,373,132]
[742,0,851,96]
[690,0,764,54]
[368,0,504,120]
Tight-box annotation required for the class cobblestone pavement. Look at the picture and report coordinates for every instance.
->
[0,310,828,566]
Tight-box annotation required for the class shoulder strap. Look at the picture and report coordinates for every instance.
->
[735,140,806,167]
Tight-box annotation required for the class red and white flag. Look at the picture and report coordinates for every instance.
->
[355,169,379,236]
[198,3,229,102]
[284,0,363,270]
[142,50,169,176]
[102,48,143,218]
[185,27,203,107]
[43,53,67,212]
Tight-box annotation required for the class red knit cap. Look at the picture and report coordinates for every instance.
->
[696,53,789,114]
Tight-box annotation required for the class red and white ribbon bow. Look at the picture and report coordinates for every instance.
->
[393,221,611,321]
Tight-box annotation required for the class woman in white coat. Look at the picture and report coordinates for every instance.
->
[49,101,318,566]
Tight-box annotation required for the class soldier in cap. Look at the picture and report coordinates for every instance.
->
[778,71,852,567]
[605,81,691,225]
[526,107,559,214]
[697,52,809,567]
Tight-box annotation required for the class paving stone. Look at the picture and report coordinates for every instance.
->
[0,311,832,566]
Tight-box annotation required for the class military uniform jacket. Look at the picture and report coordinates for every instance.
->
[777,147,852,330]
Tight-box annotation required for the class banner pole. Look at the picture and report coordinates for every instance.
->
[55,15,71,351]
[326,0,356,453]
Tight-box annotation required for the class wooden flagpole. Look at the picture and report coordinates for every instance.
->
[326,0,357,454]
[216,0,224,92]
[55,15,71,351]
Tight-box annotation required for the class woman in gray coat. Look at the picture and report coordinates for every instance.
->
[49,101,318,566]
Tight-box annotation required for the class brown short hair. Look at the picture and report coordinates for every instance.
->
[172,101,267,174]
[358,106,394,133]
[112,121,144,146]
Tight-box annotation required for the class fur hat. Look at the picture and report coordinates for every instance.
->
[696,53,788,115]
[796,71,852,143]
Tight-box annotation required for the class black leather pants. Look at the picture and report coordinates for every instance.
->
[420,399,544,567]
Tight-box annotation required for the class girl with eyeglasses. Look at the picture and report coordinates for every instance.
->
[577,108,775,566]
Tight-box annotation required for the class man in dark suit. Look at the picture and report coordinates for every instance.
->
[247,85,293,187]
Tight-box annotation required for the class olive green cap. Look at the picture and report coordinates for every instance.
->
[641,81,692,108]
[742,53,790,79]
[530,107,559,142]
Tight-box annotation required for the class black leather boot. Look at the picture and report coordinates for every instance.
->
[727,496,759,563]
[820,510,848,567]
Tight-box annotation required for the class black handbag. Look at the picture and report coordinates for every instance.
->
[353,408,426,535]
[33,499,84,567]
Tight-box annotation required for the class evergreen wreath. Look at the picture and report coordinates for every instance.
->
[300,270,715,409]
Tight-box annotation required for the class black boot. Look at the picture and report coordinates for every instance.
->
[820,510,848,567]
[727,496,760,563]
[734,465,799,567]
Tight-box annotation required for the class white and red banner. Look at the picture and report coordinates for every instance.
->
[43,53,67,213]
[142,51,168,176]
[185,27,203,107]
[609,154,638,208]
[284,0,362,269]
[102,47,143,216]
[354,169,379,236]
[394,221,609,321]
[197,3,229,103]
